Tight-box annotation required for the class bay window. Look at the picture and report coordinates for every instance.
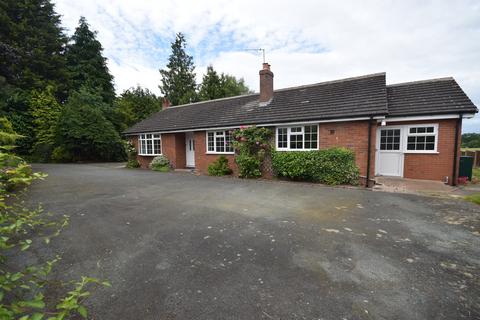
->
[207,130,234,153]
[276,125,318,151]
[139,133,161,155]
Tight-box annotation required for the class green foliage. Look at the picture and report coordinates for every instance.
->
[55,88,125,161]
[65,17,115,104]
[159,33,197,105]
[150,155,170,172]
[198,65,252,101]
[30,86,62,161]
[465,193,480,205]
[462,133,480,148]
[0,0,69,100]
[0,120,109,319]
[115,86,162,130]
[125,141,140,168]
[232,127,272,178]
[271,148,360,185]
[208,156,233,176]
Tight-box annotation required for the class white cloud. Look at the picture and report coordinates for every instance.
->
[53,0,480,132]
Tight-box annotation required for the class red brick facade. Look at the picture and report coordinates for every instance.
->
[384,119,460,184]
[131,118,460,186]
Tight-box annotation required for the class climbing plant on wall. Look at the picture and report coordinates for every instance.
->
[232,126,272,178]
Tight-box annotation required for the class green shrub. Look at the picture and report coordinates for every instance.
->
[51,145,73,162]
[208,155,233,176]
[272,147,360,185]
[235,153,261,178]
[150,155,170,172]
[125,141,140,168]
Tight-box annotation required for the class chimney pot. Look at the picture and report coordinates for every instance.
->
[259,63,274,103]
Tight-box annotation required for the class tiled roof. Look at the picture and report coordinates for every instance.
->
[386,77,477,116]
[124,73,388,134]
[123,73,477,134]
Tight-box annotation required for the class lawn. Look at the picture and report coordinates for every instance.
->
[473,167,480,181]
[465,193,480,205]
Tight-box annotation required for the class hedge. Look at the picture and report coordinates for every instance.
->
[271,147,360,185]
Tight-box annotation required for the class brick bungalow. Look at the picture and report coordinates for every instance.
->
[124,63,478,186]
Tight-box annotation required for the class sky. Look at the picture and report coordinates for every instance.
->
[54,0,480,132]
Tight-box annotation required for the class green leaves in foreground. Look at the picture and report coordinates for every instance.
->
[0,118,110,319]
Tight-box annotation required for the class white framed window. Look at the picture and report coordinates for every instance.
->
[139,133,162,155]
[276,125,319,151]
[405,124,438,153]
[379,128,401,151]
[206,130,234,154]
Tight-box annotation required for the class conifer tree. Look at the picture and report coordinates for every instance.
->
[159,33,197,105]
[65,17,115,104]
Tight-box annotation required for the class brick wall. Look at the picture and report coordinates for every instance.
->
[131,132,186,169]
[319,120,376,185]
[129,118,459,185]
[385,119,460,184]
[194,131,239,175]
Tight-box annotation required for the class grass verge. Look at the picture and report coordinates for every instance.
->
[465,193,480,205]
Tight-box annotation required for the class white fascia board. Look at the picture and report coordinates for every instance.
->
[125,116,373,136]
[381,114,460,122]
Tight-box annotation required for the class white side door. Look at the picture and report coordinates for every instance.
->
[376,127,404,177]
[185,132,195,167]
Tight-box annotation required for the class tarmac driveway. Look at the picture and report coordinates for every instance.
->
[26,164,480,319]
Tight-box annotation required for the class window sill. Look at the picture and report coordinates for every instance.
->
[138,154,162,156]
[206,152,235,155]
[276,148,319,152]
[404,151,439,154]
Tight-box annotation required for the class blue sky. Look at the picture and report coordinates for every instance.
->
[54,0,480,132]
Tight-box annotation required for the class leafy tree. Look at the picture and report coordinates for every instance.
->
[115,86,161,129]
[159,33,197,106]
[55,88,125,161]
[199,65,252,101]
[30,86,62,161]
[462,133,480,148]
[65,17,115,104]
[220,74,251,97]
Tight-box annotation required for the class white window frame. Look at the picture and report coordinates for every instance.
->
[404,123,438,154]
[206,130,234,154]
[138,133,162,156]
[276,124,319,151]
[377,126,403,153]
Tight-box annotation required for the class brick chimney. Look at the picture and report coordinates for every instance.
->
[259,63,274,103]
[162,97,171,110]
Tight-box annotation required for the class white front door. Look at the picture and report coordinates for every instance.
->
[376,127,404,177]
[185,132,195,167]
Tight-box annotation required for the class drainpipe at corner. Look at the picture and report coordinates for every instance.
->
[452,114,463,186]
[366,117,373,187]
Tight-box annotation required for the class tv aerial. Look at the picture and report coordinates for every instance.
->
[244,48,266,63]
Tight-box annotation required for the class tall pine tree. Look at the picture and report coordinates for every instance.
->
[159,33,197,106]
[65,17,115,104]
[0,0,69,99]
